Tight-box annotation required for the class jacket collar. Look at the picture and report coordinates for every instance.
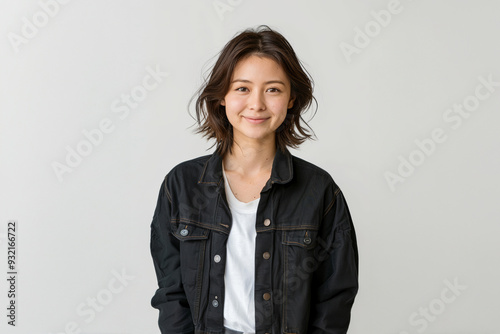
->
[198,146,294,190]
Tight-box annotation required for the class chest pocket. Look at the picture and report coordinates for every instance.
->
[171,223,210,323]
[172,223,210,287]
[281,228,320,333]
[282,229,318,250]
[173,223,210,241]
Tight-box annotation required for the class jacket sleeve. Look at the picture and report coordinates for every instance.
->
[150,175,195,334]
[308,184,359,334]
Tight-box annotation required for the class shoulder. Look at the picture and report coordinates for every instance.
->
[162,153,212,185]
[291,154,339,190]
[171,154,212,173]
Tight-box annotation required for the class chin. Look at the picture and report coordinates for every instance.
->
[243,132,274,141]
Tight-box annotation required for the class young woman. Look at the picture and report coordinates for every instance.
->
[150,25,359,334]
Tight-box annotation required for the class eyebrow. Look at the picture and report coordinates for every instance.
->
[230,79,286,85]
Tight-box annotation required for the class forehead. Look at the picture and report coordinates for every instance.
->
[232,55,289,82]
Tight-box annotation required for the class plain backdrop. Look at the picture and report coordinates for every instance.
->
[1,0,499,333]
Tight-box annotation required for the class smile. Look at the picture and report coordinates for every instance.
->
[244,116,269,124]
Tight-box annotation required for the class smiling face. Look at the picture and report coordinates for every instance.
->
[221,54,295,148]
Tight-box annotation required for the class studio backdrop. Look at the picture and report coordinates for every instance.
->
[1,0,499,333]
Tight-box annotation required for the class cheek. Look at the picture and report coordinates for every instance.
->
[269,100,290,117]
[270,95,291,108]
[225,97,245,111]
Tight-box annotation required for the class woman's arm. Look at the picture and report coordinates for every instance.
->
[308,185,359,334]
[150,175,195,334]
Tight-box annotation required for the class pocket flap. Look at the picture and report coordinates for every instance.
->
[282,229,318,249]
[173,224,210,241]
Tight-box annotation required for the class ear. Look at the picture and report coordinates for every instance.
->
[288,96,295,109]
[220,99,225,106]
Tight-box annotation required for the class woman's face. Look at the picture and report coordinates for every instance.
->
[221,55,295,147]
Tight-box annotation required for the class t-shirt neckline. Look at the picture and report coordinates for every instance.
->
[222,163,260,212]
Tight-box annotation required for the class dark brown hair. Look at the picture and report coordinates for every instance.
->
[189,25,317,156]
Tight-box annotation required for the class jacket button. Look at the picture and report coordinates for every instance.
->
[214,254,221,263]
[263,252,270,260]
[303,236,312,245]
[180,228,189,236]
[212,299,219,307]
[263,292,271,301]
[263,218,271,226]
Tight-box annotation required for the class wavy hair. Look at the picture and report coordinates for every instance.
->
[189,25,317,156]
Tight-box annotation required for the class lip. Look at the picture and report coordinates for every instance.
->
[244,116,269,124]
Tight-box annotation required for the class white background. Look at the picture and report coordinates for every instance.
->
[1,0,499,333]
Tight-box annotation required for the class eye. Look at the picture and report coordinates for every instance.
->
[235,87,248,92]
[267,87,281,93]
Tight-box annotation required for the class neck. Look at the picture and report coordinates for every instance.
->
[223,139,276,177]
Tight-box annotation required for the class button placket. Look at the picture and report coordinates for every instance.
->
[254,192,275,330]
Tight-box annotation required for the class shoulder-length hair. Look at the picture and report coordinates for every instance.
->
[189,25,317,156]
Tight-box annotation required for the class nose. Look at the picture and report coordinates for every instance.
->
[248,90,266,111]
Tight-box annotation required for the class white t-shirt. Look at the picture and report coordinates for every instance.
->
[222,165,259,333]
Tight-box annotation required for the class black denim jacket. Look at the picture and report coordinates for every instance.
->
[150,147,359,334]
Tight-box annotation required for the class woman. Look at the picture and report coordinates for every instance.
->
[150,25,359,334]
